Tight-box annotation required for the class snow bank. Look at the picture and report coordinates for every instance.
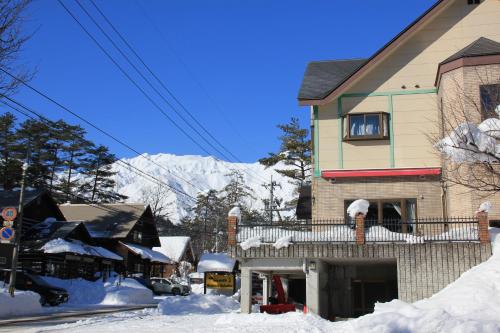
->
[240,236,261,250]
[197,253,236,273]
[157,293,239,315]
[40,275,153,306]
[347,199,370,218]
[0,288,42,318]
[331,228,500,332]
[273,235,292,249]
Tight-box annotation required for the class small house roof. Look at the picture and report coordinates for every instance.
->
[298,59,366,100]
[120,241,172,263]
[59,203,147,238]
[441,37,500,65]
[41,238,123,261]
[197,253,236,273]
[0,189,66,221]
[153,236,193,263]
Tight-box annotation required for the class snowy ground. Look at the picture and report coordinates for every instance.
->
[4,229,500,332]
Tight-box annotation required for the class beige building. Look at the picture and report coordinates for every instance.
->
[298,0,500,223]
[231,0,497,320]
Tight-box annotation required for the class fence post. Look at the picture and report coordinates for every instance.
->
[355,213,365,245]
[228,207,240,246]
[477,211,490,244]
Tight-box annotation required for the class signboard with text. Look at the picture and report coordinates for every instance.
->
[205,272,235,290]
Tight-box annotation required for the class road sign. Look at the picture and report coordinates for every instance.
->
[3,220,13,228]
[0,227,14,241]
[1,207,17,221]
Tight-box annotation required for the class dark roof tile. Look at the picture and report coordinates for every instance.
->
[441,37,500,64]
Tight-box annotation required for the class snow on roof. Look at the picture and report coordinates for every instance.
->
[42,238,122,261]
[153,237,192,263]
[197,253,236,273]
[121,242,172,263]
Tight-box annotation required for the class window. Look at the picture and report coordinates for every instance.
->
[343,113,389,140]
[467,0,480,4]
[133,230,143,242]
[345,198,417,233]
[480,84,500,119]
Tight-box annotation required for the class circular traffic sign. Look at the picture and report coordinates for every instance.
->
[0,227,14,241]
[1,207,17,221]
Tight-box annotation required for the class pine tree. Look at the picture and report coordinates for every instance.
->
[220,169,255,207]
[259,117,311,186]
[79,145,127,202]
[0,112,22,189]
[16,118,52,188]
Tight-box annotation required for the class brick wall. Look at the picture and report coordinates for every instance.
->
[311,175,443,220]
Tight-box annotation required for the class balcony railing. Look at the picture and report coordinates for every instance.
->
[236,217,480,245]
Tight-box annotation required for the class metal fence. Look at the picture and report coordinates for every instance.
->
[236,217,479,244]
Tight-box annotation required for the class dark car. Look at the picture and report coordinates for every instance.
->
[1,270,69,306]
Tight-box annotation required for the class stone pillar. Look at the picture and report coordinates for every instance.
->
[355,213,365,245]
[477,211,490,244]
[228,206,241,246]
[240,267,253,313]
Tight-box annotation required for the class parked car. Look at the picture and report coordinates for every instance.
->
[150,277,190,296]
[0,269,69,306]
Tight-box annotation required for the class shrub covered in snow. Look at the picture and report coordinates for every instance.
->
[0,288,42,318]
[157,293,239,315]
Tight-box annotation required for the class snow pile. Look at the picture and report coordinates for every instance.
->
[121,242,171,263]
[228,206,241,221]
[238,225,356,243]
[197,253,235,273]
[477,201,492,213]
[101,278,153,305]
[113,153,296,223]
[0,288,42,318]
[273,235,292,249]
[331,228,500,332]
[157,293,239,315]
[40,275,153,306]
[437,119,500,163]
[347,199,370,218]
[42,238,123,261]
[240,236,262,250]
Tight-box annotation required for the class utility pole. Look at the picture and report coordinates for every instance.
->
[9,151,29,297]
[262,175,281,223]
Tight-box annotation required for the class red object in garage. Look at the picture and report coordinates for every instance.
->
[259,275,297,314]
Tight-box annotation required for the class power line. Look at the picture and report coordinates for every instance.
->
[75,0,269,184]
[0,94,197,204]
[0,67,207,195]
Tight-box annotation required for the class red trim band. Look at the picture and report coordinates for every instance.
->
[322,168,441,179]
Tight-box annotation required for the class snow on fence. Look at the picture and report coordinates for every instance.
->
[236,217,479,245]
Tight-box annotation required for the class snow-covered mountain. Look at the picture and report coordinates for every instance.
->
[112,153,297,224]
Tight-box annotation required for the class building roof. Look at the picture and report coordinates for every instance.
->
[120,241,172,263]
[197,253,236,273]
[153,236,193,263]
[298,59,367,100]
[296,185,312,220]
[0,189,45,209]
[441,37,500,64]
[23,220,84,241]
[41,238,123,261]
[298,0,450,104]
[59,203,147,238]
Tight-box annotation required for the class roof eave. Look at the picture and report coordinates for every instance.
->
[299,0,452,106]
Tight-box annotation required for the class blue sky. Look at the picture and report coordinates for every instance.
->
[8,0,436,162]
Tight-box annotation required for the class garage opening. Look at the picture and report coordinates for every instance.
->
[329,261,398,319]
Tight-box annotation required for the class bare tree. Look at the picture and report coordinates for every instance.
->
[432,67,500,194]
[140,183,173,224]
[0,0,33,97]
